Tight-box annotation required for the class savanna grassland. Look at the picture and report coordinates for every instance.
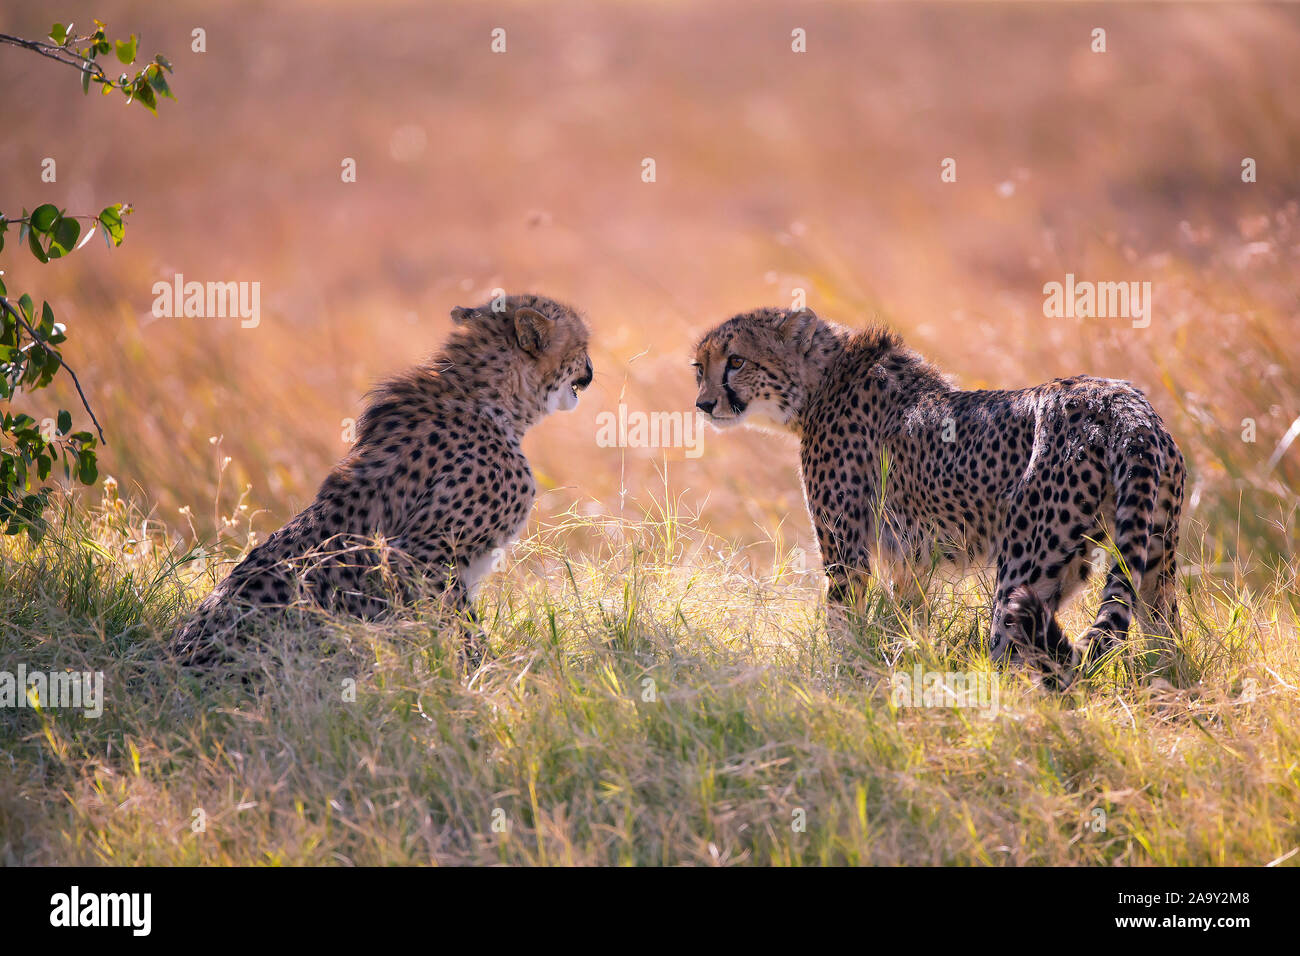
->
[1,0,1298,865]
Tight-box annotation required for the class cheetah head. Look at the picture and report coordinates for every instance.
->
[692,307,829,431]
[450,295,592,419]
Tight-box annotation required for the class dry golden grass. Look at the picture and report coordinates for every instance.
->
[1,492,1297,865]
[1,0,1298,865]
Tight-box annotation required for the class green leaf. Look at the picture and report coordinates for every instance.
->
[50,23,69,45]
[24,522,44,544]
[77,450,98,485]
[39,301,56,336]
[155,53,173,72]
[147,64,174,100]
[115,34,138,65]
[30,204,59,233]
[57,410,72,435]
[133,79,157,114]
[99,205,125,246]
[47,217,81,258]
[27,230,49,263]
[82,64,92,94]
[17,295,33,319]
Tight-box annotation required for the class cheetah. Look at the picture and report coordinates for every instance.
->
[693,307,1185,682]
[172,294,593,665]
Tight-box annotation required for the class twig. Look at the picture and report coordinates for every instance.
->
[1,213,106,226]
[0,296,107,445]
[0,33,109,83]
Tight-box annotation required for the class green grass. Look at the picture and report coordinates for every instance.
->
[1,489,1298,866]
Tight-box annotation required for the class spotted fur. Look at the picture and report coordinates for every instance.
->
[694,307,1185,682]
[173,294,593,665]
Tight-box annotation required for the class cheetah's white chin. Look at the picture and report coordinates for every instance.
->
[736,398,791,434]
[704,413,745,430]
[548,385,581,414]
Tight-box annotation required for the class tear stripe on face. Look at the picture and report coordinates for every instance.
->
[724,382,747,414]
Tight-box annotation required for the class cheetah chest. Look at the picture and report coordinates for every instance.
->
[461,514,530,598]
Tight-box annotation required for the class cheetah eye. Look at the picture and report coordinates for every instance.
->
[726,355,745,371]
[691,361,703,382]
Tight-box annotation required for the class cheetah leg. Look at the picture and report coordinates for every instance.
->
[1136,553,1180,661]
[878,551,926,611]
[825,564,874,642]
[1077,439,1162,672]
[989,517,1090,686]
[438,574,489,672]
[1136,471,1183,660]
[988,550,1040,664]
[460,607,489,671]
[990,568,1076,679]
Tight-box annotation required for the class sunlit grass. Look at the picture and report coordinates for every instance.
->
[2,490,1297,866]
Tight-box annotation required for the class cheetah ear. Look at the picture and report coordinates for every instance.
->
[513,307,555,356]
[777,309,817,345]
[450,306,482,325]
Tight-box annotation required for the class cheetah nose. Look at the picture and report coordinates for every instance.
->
[696,399,717,415]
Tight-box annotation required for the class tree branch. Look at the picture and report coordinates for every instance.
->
[0,33,109,83]
[0,296,107,445]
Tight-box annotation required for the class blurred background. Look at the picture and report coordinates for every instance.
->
[1,0,1297,569]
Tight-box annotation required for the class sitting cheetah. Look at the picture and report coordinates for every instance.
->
[693,307,1185,681]
[173,294,593,665]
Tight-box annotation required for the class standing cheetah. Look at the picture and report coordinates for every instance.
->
[173,294,593,665]
[693,307,1185,681]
